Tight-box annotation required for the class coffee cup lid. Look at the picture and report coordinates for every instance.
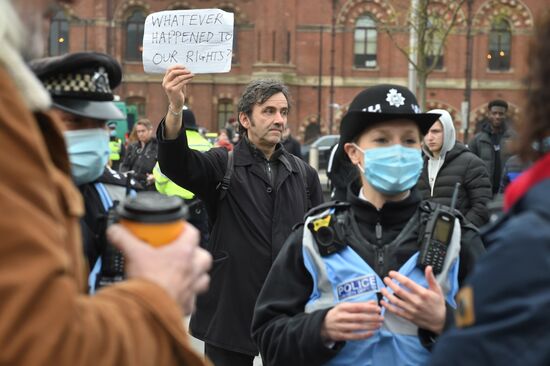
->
[117,192,188,223]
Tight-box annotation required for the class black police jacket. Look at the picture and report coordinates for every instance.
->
[156,120,324,355]
[252,180,485,366]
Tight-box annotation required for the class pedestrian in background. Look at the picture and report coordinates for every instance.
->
[215,128,234,151]
[0,1,211,365]
[429,11,550,365]
[282,125,303,159]
[107,121,125,170]
[121,118,158,189]
[468,100,514,195]
[158,65,323,366]
[417,109,492,228]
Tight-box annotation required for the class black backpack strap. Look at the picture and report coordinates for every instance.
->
[292,155,311,210]
[217,150,234,201]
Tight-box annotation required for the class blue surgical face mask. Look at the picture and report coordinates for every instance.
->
[64,128,110,185]
[353,143,423,195]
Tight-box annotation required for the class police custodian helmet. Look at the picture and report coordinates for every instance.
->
[29,52,124,121]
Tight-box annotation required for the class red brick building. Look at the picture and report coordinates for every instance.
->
[48,0,548,142]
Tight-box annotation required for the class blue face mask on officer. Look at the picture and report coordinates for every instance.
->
[352,143,423,195]
[64,128,110,185]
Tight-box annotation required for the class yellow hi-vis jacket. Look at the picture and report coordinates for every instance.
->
[153,130,212,200]
[109,138,122,161]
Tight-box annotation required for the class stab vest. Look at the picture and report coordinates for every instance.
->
[302,205,461,366]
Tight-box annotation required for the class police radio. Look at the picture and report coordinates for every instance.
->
[417,183,460,275]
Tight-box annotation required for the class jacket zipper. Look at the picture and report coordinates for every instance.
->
[375,221,384,274]
[266,161,273,186]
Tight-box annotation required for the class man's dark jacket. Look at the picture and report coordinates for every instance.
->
[468,123,513,194]
[120,138,158,188]
[157,121,323,355]
[417,142,492,228]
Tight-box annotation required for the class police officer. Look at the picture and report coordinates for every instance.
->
[154,108,212,247]
[30,52,136,289]
[252,84,485,365]
[107,121,125,170]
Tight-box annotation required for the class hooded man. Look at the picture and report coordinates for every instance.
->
[417,109,492,228]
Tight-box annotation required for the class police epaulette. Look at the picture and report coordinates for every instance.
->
[303,200,350,221]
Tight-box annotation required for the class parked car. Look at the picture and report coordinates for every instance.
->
[301,134,340,171]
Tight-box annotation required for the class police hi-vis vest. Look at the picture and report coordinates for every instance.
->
[109,138,122,161]
[302,207,461,366]
[154,130,212,200]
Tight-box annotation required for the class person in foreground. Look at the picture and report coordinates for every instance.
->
[0,1,212,364]
[252,84,485,366]
[429,11,550,366]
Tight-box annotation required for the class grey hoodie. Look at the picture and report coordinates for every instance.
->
[423,109,456,195]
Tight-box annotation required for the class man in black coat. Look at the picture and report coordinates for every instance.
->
[417,109,492,228]
[468,100,514,195]
[157,65,324,366]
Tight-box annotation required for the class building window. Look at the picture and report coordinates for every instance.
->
[487,19,511,71]
[49,10,70,56]
[354,15,377,69]
[126,97,146,118]
[125,9,146,61]
[425,17,444,70]
[220,7,238,64]
[217,99,234,130]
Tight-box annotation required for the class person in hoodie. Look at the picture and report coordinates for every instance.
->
[416,109,492,228]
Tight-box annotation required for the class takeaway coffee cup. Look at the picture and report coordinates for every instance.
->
[117,192,188,247]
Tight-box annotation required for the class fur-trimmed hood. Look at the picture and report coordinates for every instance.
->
[0,1,51,111]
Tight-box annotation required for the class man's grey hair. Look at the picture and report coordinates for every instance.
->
[237,79,291,135]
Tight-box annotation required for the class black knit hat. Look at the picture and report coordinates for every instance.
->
[29,52,124,120]
[182,108,198,131]
[332,84,440,174]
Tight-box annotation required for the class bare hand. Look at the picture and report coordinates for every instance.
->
[380,266,445,334]
[162,65,194,111]
[320,301,383,342]
[107,223,212,315]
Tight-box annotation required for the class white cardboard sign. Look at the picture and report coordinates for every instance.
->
[142,9,234,74]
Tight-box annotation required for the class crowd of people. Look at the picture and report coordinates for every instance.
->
[1,0,549,365]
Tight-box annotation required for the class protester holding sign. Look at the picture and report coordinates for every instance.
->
[156,65,323,366]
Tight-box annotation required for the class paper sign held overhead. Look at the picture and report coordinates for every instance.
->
[142,8,234,74]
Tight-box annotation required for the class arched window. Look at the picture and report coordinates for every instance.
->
[125,9,146,61]
[487,19,511,71]
[217,99,234,130]
[49,10,70,56]
[354,15,377,69]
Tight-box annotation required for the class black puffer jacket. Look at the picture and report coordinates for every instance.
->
[417,142,492,227]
